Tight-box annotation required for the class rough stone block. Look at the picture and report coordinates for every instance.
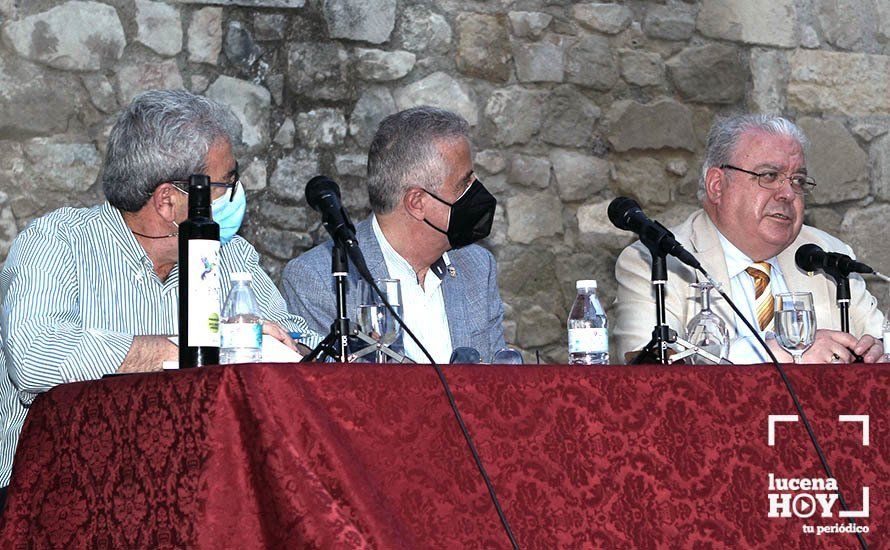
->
[508,155,551,189]
[270,151,319,203]
[513,39,565,83]
[475,150,507,174]
[335,153,367,177]
[254,13,287,41]
[577,199,635,241]
[565,35,619,91]
[484,87,544,145]
[355,48,416,81]
[619,49,665,87]
[393,72,478,126]
[225,21,263,71]
[697,0,798,47]
[117,60,184,105]
[571,3,633,34]
[172,0,304,6]
[0,56,89,139]
[508,11,552,39]
[666,43,746,104]
[82,74,118,114]
[287,42,351,101]
[455,13,511,83]
[23,137,101,193]
[606,99,696,152]
[2,1,125,71]
[296,108,347,149]
[817,0,878,51]
[749,49,788,115]
[517,305,562,347]
[788,50,890,116]
[614,157,672,206]
[135,0,182,57]
[840,204,890,278]
[349,87,397,147]
[506,191,564,244]
[189,7,223,64]
[869,133,890,201]
[642,4,696,41]
[797,118,869,205]
[323,0,395,44]
[398,6,451,54]
[241,157,268,191]
[273,118,295,148]
[206,76,271,152]
[550,150,609,201]
[540,85,601,147]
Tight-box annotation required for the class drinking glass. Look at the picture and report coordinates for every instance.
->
[684,282,730,364]
[492,348,524,365]
[774,292,816,364]
[357,278,403,362]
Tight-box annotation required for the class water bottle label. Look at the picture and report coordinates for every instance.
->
[221,322,263,349]
[187,240,221,347]
[568,328,608,353]
[884,332,890,355]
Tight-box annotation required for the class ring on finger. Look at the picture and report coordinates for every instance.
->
[831,352,841,363]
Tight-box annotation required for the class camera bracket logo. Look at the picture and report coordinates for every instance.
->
[766,414,870,536]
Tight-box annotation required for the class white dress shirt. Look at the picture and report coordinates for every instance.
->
[715,231,790,363]
[371,216,453,363]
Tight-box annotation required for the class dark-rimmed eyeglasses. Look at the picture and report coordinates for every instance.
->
[720,164,816,196]
[168,164,241,202]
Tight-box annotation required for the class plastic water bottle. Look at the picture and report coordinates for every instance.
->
[567,280,609,365]
[220,272,263,364]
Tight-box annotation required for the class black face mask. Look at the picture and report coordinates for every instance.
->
[422,179,497,249]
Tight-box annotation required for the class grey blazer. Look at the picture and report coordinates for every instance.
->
[282,217,506,361]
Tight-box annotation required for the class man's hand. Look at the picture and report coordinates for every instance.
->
[801,329,860,364]
[262,321,297,351]
[118,335,178,373]
[851,334,883,363]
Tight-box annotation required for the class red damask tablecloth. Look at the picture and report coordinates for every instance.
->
[0,363,886,548]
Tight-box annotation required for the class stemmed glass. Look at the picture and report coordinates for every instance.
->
[774,292,816,364]
[357,278,403,362]
[685,282,730,364]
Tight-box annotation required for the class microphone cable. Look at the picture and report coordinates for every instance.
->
[360,273,519,549]
[699,268,868,550]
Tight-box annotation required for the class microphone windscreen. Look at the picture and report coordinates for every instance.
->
[795,243,823,272]
[305,175,340,209]
[607,196,639,230]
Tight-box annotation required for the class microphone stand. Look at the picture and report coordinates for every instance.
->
[303,242,351,362]
[818,265,851,333]
[631,241,672,365]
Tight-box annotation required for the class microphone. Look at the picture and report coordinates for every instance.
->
[305,176,369,276]
[608,197,702,271]
[795,244,873,276]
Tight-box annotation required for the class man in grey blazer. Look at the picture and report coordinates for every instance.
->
[613,114,885,364]
[282,106,506,363]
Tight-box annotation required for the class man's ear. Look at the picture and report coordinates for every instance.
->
[704,166,725,205]
[150,183,180,223]
[402,186,427,221]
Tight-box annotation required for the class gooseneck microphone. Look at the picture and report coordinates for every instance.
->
[795,243,874,276]
[305,176,369,276]
[607,197,702,271]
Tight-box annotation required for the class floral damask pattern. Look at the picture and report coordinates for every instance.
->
[0,363,887,548]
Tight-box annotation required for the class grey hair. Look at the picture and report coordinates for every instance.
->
[102,89,241,212]
[367,106,471,214]
[698,114,808,202]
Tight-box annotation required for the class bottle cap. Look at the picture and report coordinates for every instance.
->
[576,279,597,290]
[231,272,252,282]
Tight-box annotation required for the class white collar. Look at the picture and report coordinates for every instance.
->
[371,214,451,280]
[715,229,783,280]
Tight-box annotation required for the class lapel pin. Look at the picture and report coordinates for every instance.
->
[448,266,457,278]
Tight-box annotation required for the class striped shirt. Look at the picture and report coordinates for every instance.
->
[0,202,319,485]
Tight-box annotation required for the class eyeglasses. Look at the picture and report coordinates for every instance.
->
[720,164,816,196]
[168,163,241,202]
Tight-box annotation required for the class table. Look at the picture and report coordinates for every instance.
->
[1,364,887,548]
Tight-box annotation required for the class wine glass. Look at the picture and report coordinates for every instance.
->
[684,282,730,364]
[356,304,392,362]
[774,292,816,364]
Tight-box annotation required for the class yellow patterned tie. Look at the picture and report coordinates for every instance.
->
[745,262,774,331]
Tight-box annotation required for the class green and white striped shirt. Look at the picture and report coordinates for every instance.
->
[0,202,319,485]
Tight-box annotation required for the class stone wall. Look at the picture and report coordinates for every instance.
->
[0,0,888,361]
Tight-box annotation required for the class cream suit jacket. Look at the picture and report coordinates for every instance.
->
[613,209,883,361]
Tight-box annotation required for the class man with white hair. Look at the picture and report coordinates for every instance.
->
[613,114,884,364]
[0,90,318,503]
[283,106,506,364]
